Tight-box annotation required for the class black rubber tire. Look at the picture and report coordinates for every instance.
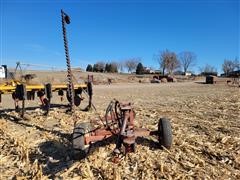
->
[74,95,81,107]
[67,94,81,107]
[158,118,172,149]
[42,98,50,115]
[27,91,31,100]
[72,123,92,159]
[58,89,64,96]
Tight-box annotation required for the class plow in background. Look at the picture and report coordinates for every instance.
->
[0,10,93,117]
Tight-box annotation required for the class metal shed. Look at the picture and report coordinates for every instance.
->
[206,75,217,84]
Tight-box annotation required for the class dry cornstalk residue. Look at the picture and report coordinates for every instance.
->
[0,82,239,179]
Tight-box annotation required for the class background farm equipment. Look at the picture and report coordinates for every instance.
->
[0,10,91,117]
[72,100,173,159]
[151,75,177,83]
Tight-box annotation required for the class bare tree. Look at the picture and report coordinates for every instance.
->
[124,58,140,73]
[205,64,217,73]
[179,51,196,74]
[234,57,240,70]
[166,52,180,74]
[93,61,105,72]
[222,59,235,76]
[155,50,168,75]
[108,61,118,73]
[199,64,217,75]
[116,61,124,73]
[155,49,180,75]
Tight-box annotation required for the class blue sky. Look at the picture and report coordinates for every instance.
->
[0,0,239,73]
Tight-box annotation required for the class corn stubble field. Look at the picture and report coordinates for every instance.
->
[0,80,240,179]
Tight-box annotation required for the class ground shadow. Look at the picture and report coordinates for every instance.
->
[28,136,118,177]
[136,136,160,149]
[0,112,71,140]
[0,112,74,177]
[29,140,74,178]
[86,131,161,154]
[0,103,90,116]
[194,81,206,84]
[29,133,161,177]
[0,104,69,114]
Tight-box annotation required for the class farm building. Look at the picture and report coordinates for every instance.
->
[206,75,217,84]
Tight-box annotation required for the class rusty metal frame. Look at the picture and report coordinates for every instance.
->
[81,100,160,154]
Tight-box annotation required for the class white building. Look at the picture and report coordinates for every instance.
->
[185,72,192,76]
[0,66,6,78]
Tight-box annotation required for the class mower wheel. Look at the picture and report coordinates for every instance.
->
[158,118,172,149]
[72,122,92,159]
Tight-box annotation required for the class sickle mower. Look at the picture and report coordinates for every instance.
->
[72,100,173,159]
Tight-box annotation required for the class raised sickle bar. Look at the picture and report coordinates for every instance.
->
[61,9,75,112]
